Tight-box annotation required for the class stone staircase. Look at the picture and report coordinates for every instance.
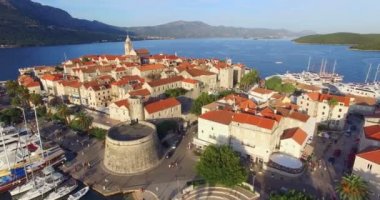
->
[180,186,259,200]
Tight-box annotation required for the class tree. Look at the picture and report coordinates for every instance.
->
[336,174,369,200]
[327,97,339,128]
[0,108,22,125]
[196,145,247,187]
[5,80,19,97]
[190,92,217,115]
[57,104,71,124]
[164,88,188,98]
[239,70,260,90]
[270,190,314,200]
[71,112,93,132]
[29,93,43,106]
[48,96,63,107]
[265,76,282,91]
[89,127,107,140]
[281,83,296,94]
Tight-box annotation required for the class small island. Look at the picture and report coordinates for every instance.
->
[294,32,380,51]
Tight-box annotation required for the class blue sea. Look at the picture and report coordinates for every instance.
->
[0,39,380,83]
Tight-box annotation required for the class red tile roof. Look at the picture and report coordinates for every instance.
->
[147,76,184,87]
[364,125,380,141]
[232,113,276,130]
[150,54,178,60]
[185,68,215,77]
[199,110,234,125]
[58,80,81,88]
[306,92,350,106]
[135,48,150,55]
[111,75,142,86]
[138,64,165,72]
[251,88,274,95]
[182,78,198,84]
[113,99,129,108]
[115,67,126,72]
[26,81,40,88]
[288,111,310,122]
[129,88,151,97]
[281,128,308,145]
[40,74,63,81]
[144,97,180,114]
[356,148,380,165]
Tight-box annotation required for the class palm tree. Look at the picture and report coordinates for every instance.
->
[336,174,369,200]
[29,93,43,106]
[57,104,71,124]
[73,112,93,132]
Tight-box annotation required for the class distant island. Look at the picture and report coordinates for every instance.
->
[294,33,380,51]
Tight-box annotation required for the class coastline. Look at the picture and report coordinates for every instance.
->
[293,41,380,52]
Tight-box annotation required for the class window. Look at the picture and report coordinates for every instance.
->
[338,115,341,118]
[307,103,309,106]
[322,112,325,115]
[323,106,326,109]
[339,109,342,112]
[367,163,373,170]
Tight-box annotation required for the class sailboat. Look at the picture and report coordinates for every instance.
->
[45,179,78,200]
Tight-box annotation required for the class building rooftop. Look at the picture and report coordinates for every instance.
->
[364,125,380,141]
[144,97,180,114]
[356,147,380,165]
[108,123,155,141]
[147,76,184,87]
[281,128,307,145]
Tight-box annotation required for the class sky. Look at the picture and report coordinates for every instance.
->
[33,0,380,33]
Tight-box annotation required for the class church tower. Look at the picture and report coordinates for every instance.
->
[124,35,137,56]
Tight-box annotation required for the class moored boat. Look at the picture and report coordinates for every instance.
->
[67,186,89,200]
[45,179,78,200]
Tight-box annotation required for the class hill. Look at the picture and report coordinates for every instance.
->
[126,20,314,39]
[0,0,129,47]
[294,33,380,51]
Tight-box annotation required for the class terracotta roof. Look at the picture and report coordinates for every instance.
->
[135,48,150,55]
[281,128,308,145]
[364,125,380,141]
[296,83,321,92]
[40,74,63,81]
[356,148,380,165]
[288,111,310,122]
[199,110,234,125]
[115,67,126,72]
[148,76,184,87]
[232,113,276,130]
[111,75,142,86]
[150,54,178,60]
[182,78,198,84]
[306,92,350,106]
[129,88,151,97]
[185,68,215,77]
[251,88,274,95]
[26,81,40,88]
[144,97,180,114]
[113,99,129,108]
[347,95,377,106]
[58,80,81,88]
[138,64,165,72]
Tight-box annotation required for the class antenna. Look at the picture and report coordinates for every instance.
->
[365,64,372,83]
[374,64,380,83]
[307,56,311,72]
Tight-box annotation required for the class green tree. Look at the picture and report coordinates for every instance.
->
[29,93,43,106]
[336,174,369,200]
[196,145,247,187]
[265,76,282,91]
[48,96,63,107]
[89,127,107,140]
[164,88,188,98]
[5,80,19,97]
[57,104,71,124]
[190,92,217,115]
[71,112,93,132]
[239,70,260,90]
[270,190,314,200]
[281,83,296,94]
[0,108,22,125]
[327,97,339,128]
[36,105,47,118]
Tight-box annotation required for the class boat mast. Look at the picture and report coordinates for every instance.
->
[374,64,380,83]
[0,127,11,170]
[319,58,324,75]
[332,60,337,75]
[324,59,328,75]
[365,64,372,83]
[307,56,311,72]
[33,105,45,159]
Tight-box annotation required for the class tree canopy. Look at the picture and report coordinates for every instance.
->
[190,91,235,115]
[29,93,43,106]
[270,190,314,200]
[336,174,369,200]
[239,70,260,90]
[70,112,93,133]
[196,145,247,187]
[265,76,296,94]
[328,98,339,107]
[0,108,22,125]
[164,88,188,98]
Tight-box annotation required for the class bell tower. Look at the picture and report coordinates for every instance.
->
[124,35,137,56]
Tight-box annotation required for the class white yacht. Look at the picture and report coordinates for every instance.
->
[67,186,89,200]
[45,179,78,200]
[333,82,380,99]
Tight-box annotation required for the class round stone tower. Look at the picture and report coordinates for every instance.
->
[104,121,162,174]
[128,96,144,121]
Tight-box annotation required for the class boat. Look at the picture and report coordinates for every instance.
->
[275,61,283,64]
[18,171,67,200]
[67,186,90,200]
[45,179,78,200]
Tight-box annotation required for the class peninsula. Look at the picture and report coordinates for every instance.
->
[294,32,380,51]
